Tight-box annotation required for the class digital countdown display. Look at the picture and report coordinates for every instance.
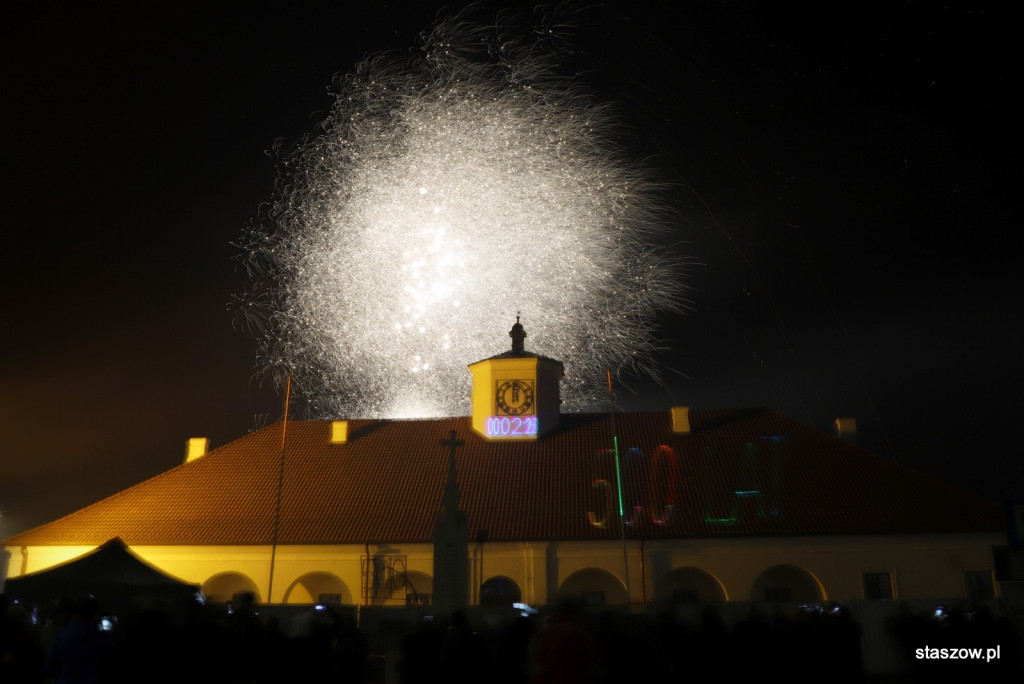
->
[485,416,538,438]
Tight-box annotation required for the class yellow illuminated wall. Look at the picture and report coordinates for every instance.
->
[5,532,1001,607]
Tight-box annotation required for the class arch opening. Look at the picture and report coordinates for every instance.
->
[202,572,261,604]
[654,567,727,604]
[480,575,522,607]
[751,564,824,603]
[283,571,352,605]
[557,568,627,607]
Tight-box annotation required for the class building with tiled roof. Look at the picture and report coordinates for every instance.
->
[1,324,1004,610]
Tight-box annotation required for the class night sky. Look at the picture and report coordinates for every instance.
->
[2,1,1018,539]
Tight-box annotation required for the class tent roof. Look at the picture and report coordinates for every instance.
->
[3,538,198,609]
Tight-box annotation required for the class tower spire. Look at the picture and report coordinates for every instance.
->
[441,430,464,512]
[434,430,469,610]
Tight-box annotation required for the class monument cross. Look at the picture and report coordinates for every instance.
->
[441,430,465,512]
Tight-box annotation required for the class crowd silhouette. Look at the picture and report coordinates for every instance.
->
[2,592,1020,683]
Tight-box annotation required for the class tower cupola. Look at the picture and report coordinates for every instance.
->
[509,315,526,353]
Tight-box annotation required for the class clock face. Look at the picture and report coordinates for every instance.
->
[495,379,535,416]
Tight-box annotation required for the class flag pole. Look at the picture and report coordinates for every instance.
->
[267,376,291,605]
[607,370,632,609]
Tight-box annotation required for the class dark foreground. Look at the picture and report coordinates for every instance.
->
[2,593,1020,683]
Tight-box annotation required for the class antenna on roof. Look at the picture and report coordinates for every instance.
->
[606,369,633,610]
[267,375,292,605]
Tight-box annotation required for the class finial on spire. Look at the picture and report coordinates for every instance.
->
[509,313,526,354]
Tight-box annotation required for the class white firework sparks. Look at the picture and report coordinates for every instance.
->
[236,10,687,419]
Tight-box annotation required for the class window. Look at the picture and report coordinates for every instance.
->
[863,572,894,600]
[406,593,432,606]
[964,570,995,600]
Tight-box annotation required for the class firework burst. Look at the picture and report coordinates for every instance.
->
[236,8,687,418]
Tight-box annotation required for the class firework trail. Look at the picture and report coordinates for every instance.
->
[236,8,687,419]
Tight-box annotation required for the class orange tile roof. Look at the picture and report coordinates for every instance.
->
[4,409,1002,546]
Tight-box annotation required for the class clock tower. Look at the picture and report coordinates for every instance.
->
[468,317,563,440]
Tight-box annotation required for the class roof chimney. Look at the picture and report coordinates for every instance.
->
[331,421,348,444]
[670,406,691,434]
[834,417,857,442]
[184,437,208,463]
